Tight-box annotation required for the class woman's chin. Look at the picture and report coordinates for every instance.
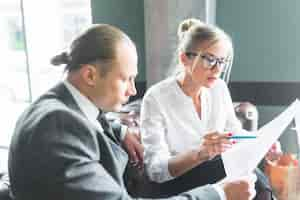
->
[205,78,217,88]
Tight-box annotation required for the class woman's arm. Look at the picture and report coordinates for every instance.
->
[141,93,231,182]
[168,147,209,178]
[167,132,230,178]
[141,93,174,182]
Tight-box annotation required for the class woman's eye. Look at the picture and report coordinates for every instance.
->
[207,57,216,63]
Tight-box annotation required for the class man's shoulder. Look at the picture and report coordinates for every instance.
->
[13,97,97,150]
[18,97,79,131]
[30,97,69,117]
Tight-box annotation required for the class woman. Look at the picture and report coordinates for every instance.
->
[140,18,255,193]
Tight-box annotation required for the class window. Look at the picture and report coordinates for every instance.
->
[0,0,92,147]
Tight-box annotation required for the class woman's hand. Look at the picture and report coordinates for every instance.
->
[168,132,232,178]
[201,132,233,160]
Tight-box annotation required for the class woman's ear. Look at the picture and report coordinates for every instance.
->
[179,52,192,66]
[80,64,98,87]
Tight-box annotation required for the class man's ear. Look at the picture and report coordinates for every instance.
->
[80,64,98,87]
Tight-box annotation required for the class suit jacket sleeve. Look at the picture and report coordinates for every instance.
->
[30,110,220,200]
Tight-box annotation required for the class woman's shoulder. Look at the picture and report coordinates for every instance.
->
[209,78,228,92]
[205,79,230,101]
[213,78,227,88]
[144,77,177,99]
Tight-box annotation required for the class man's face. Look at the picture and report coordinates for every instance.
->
[93,41,138,112]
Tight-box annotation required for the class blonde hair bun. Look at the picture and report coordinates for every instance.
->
[177,18,204,40]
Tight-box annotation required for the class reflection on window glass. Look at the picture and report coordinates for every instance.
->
[23,0,91,100]
[0,1,29,148]
[63,14,90,47]
[0,1,29,103]
[0,0,91,147]
[8,16,25,51]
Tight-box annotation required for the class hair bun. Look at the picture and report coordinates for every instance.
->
[177,18,204,40]
[50,52,71,66]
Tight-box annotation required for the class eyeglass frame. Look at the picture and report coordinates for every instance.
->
[185,51,231,73]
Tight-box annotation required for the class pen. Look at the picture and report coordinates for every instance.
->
[227,135,257,139]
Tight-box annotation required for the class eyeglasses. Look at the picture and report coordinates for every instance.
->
[185,52,230,72]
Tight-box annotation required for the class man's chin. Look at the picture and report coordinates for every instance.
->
[111,104,123,112]
[107,100,128,112]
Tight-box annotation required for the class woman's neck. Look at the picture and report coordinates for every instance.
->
[176,72,203,100]
[176,72,203,118]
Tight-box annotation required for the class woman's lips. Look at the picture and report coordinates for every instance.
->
[208,77,217,82]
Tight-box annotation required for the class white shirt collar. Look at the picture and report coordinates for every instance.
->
[63,80,99,122]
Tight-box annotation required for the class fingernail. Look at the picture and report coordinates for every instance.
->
[293,160,298,166]
[232,140,236,144]
[227,132,233,137]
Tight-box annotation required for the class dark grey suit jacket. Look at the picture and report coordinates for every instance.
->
[8,83,220,200]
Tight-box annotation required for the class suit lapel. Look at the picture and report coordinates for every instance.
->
[45,83,128,182]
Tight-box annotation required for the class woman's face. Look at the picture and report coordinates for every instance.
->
[183,40,231,88]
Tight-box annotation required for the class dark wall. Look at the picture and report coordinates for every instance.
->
[91,0,146,100]
[217,0,300,82]
[90,0,146,82]
[216,0,300,154]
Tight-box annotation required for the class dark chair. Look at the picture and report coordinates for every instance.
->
[0,173,11,200]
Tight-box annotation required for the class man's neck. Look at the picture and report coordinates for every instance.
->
[67,74,94,103]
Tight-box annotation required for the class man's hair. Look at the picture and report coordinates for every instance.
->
[51,24,133,76]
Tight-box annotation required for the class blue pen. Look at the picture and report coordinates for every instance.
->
[228,135,257,139]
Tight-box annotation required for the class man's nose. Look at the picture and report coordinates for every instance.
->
[127,81,137,96]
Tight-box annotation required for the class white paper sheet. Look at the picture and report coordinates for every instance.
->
[222,99,300,179]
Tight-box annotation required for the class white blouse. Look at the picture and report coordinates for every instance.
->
[140,76,248,183]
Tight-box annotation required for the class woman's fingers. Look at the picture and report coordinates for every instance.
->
[202,132,233,158]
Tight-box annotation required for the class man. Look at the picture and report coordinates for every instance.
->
[8,24,255,200]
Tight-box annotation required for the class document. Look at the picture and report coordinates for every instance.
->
[222,99,300,180]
